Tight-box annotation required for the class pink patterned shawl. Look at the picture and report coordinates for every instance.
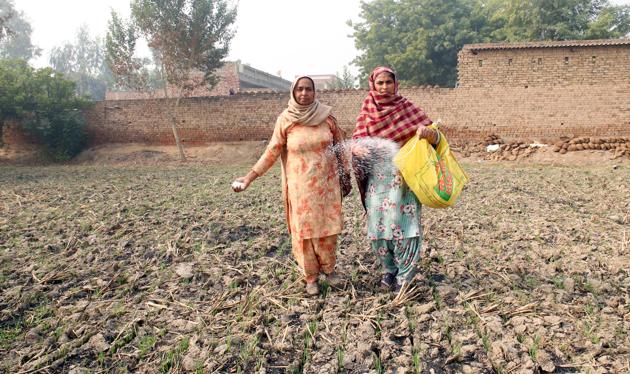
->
[352,67,432,145]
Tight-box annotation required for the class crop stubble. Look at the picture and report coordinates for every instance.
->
[0,163,628,373]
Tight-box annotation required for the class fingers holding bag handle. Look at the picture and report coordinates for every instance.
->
[416,126,439,145]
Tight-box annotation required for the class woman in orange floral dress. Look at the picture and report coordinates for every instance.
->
[232,76,351,296]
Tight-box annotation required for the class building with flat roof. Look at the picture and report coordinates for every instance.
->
[105,61,291,100]
[307,74,340,90]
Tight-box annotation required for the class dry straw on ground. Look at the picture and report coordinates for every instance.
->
[1,161,629,373]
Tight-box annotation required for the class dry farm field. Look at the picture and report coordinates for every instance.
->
[1,162,629,373]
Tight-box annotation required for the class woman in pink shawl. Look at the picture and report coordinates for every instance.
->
[352,67,439,291]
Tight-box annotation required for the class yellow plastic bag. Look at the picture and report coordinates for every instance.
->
[394,124,469,208]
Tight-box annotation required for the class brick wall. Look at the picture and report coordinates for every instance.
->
[5,40,630,150]
[79,83,629,147]
[88,93,288,145]
[1,120,37,149]
[458,44,630,88]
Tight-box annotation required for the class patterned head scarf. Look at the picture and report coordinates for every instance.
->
[352,67,431,144]
[280,76,331,126]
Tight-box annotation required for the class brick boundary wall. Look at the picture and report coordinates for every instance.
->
[1,120,36,148]
[458,42,630,88]
[80,84,630,146]
[4,84,630,148]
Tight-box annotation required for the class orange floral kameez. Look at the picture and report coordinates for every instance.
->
[252,116,346,282]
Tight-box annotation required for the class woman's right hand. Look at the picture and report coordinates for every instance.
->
[417,127,439,144]
[231,177,250,192]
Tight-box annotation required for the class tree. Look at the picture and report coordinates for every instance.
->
[488,0,630,41]
[350,0,630,87]
[50,25,114,100]
[104,12,164,94]
[0,0,14,41]
[350,0,494,87]
[0,0,41,61]
[330,65,357,89]
[0,59,90,159]
[106,0,237,161]
[106,11,153,92]
[586,4,630,38]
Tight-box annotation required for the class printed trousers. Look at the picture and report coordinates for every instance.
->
[291,235,337,283]
[370,236,422,285]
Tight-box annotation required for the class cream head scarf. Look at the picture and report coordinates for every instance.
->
[280,76,332,126]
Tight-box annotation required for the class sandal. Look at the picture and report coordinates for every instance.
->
[381,272,396,288]
[305,282,319,296]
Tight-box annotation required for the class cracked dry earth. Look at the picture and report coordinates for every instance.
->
[1,162,629,373]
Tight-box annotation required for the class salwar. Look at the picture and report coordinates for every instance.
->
[371,236,422,286]
[291,235,337,283]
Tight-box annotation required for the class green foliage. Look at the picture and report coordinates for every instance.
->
[106,10,151,91]
[0,320,22,350]
[528,334,541,360]
[50,25,114,100]
[107,0,237,94]
[487,0,630,41]
[138,335,157,358]
[160,337,190,373]
[350,0,630,87]
[0,0,14,41]
[24,110,87,160]
[130,0,237,92]
[0,0,41,61]
[0,59,33,119]
[0,59,91,160]
[350,0,493,86]
[586,4,630,38]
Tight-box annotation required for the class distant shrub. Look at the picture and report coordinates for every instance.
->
[0,59,91,160]
[23,110,87,160]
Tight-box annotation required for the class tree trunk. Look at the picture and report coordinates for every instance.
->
[161,82,186,162]
[171,94,186,162]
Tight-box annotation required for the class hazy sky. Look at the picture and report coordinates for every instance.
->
[16,0,362,79]
[14,0,630,80]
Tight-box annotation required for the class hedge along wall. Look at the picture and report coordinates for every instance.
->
[80,83,630,147]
